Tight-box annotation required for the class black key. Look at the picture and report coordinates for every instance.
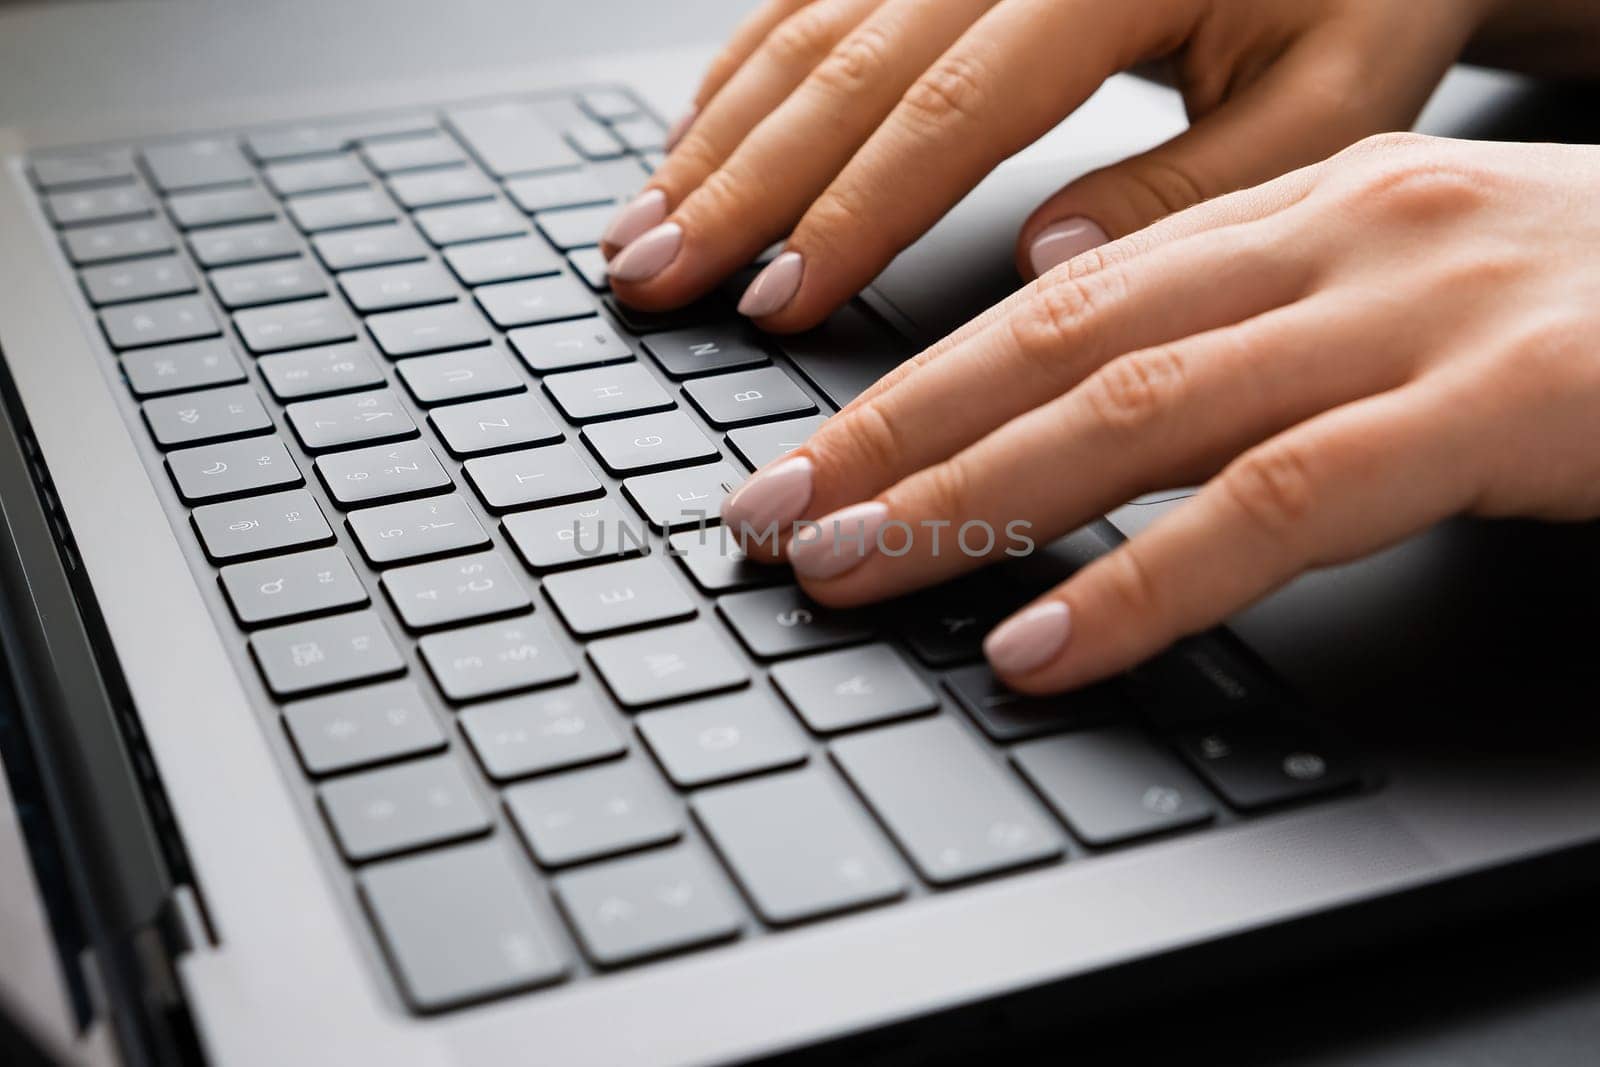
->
[831,717,1064,884]
[64,220,173,265]
[899,577,1030,667]
[387,167,495,210]
[396,346,525,406]
[587,619,748,709]
[623,461,743,532]
[368,303,491,357]
[638,690,808,788]
[263,155,370,196]
[189,221,299,268]
[142,138,252,192]
[419,614,576,702]
[429,393,562,456]
[1131,637,1282,728]
[503,498,648,573]
[415,201,527,246]
[346,494,490,566]
[382,551,531,630]
[543,362,671,422]
[166,185,276,230]
[643,325,769,379]
[287,188,397,233]
[339,260,457,313]
[505,758,681,868]
[444,235,562,286]
[463,443,603,511]
[567,247,609,292]
[581,411,718,475]
[1013,728,1215,846]
[770,644,938,734]
[210,259,326,309]
[579,89,641,122]
[542,556,696,637]
[315,440,452,507]
[249,609,406,698]
[287,389,416,452]
[30,150,136,189]
[667,528,785,594]
[476,276,595,329]
[361,842,568,1011]
[725,414,828,471]
[1175,716,1358,811]
[446,102,581,178]
[258,342,386,400]
[505,170,613,214]
[235,297,357,354]
[683,367,816,428]
[554,848,741,967]
[717,587,873,659]
[191,488,333,561]
[220,546,369,626]
[102,295,219,349]
[46,184,151,227]
[564,122,625,162]
[460,687,626,781]
[776,303,909,409]
[312,224,429,271]
[121,339,243,398]
[693,769,905,924]
[945,665,1124,742]
[142,385,271,448]
[535,204,612,251]
[283,680,446,775]
[362,134,467,175]
[168,437,304,503]
[609,116,666,154]
[79,255,193,306]
[321,756,490,861]
[510,318,630,373]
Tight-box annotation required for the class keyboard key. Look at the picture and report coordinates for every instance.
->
[579,89,641,122]
[209,258,326,309]
[315,440,452,507]
[667,528,786,593]
[945,665,1123,742]
[543,362,671,422]
[338,260,457,313]
[361,842,568,1011]
[444,235,562,286]
[581,411,718,475]
[250,609,406,697]
[832,717,1064,884]
[567,247,609,292]
[368,303,491,357]
[554,848,742,967]
[587,620,748,709]
[460,687,626,781]
[79,255,193,306]
[506,758,681,868]
[287,388,417,451]
[609,115,666,154]
[396,346,525,406]
[717,586,873,659]
[64,219,173,265]
[101,295,219,349]
[287,188,396,233]
[258,342,386,400]
[898,576,1031,667]
[684,367,816,428]
[142,385,271,448]
[387,167,495,209]
[142,138,252,192]
[509,318,630,373]
[166,185,275,229]
[189,221,299,267]
[321,756,490,861]
[623,461,743,532]
[726,414,829,470]
[220,546,369,626]
[1175,716,1358,811]
[643,325,769,379]
[235,297,357,354]
[312,224,429,271]
[770,644,938,734]
[283,680,446,775]
[191,488,333,561]
[31,150,136,189]
[347,494,490,566]
[446,102,581,178]
[45,184,151,227]
[168,437,303,503]
[535,204,613,251]
[245,125,347,162]
[693,769,904,923]
[564,122,626,162]
[264,155,370,197]
[503,498,646,573]
[542,556,696,637]
[638,689,808,788]
[382,551,531,630]
[415,201,527,246]
[428,393,562,456]
[121,338,244,398]
[1131,637,1281,728]
[463,443,603,512]
[476,276,595,329]
[362,133,467,175]
[419,615,576,701]
[505,170,614,214]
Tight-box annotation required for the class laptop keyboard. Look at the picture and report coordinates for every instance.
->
[26,87,1365,1012]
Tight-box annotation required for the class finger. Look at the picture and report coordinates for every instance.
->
[986,384,1479,693]
[691,0,818,114]
[608,0,990,300]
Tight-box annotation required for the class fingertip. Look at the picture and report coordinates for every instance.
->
[984,600,1072,678]
[1020,216,1109,280]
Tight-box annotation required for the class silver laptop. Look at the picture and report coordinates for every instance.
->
[2,10,1598,1065]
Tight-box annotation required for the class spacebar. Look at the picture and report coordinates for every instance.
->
[774,303,913,409]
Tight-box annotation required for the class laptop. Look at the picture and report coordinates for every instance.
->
[2,8,1600,1064]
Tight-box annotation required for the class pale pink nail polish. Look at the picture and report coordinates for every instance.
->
[787,502,890,580]
[665,106,698,152]
[737,251,803,318]
[608,222,683,283]
[1027,217,1108,277]
[602,188,668,252]
[984,602,1072,675]
[721,455,814,544]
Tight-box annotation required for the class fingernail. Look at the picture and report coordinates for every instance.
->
[787,502,890,581]
[737,251,803,318]
[602,188,668,251]
[721,455,813,542]
[984,602,1072,675]
[608,222,683,283]
[665,106,698,152]
[1028,217,1108,277]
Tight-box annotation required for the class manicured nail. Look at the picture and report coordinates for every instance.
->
[984,601,1072,675]
[608,222,682,283]
[665,106,698,152]
[1028,217,1108,277]
[737,251,803,318]
[788,502,890,581]
[721,455,814,543]
[602,188,667,251]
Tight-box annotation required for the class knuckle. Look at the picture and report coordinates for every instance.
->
[814,402,906,478]
[1083,348,1187,438]
[681,163,766,226]
[901,457,976,522]
[812,24,894,98]
[763,7,839,69]
[1117,154,1213,217]
[1009,268,1125,368]
[1104,543,1164,620]
[799,180,877,255]
[1354,159,1492,221]
[900,54,992,132]
[1224,442,1319,540]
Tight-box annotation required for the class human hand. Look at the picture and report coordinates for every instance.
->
[603,0,1489,330]
[719,133,1600,693]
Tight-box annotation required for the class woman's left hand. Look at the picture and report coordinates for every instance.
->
[720,133,1600,693]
